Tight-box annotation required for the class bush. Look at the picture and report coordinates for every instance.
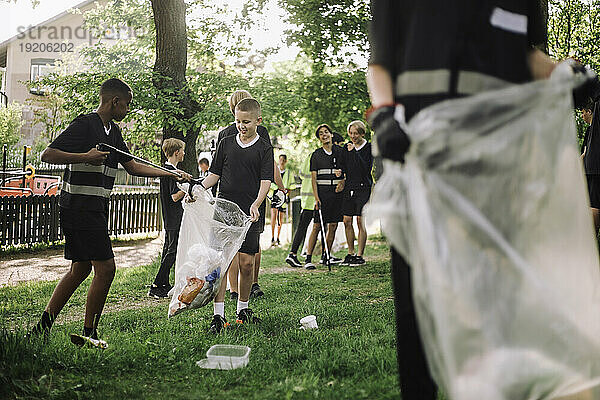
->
[0,102,24,147]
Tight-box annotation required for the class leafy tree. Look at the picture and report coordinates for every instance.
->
[548,0,600,141]
[548,0,600,70]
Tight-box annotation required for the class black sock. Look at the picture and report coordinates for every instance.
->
[306,254,312,263]
[83,326,98,340]
[33,311,56,333]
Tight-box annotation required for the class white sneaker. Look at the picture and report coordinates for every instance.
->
[70,333,108,349]
[304,261,316,270]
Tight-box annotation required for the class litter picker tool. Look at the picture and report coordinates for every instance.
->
[96,142,214,203]
[317,204,331,271]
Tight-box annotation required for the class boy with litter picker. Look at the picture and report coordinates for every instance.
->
[29,78,191,347]
[200,98,274,333]
[310,124,346,266]
[216,90,284,300]
[148,138,186,299]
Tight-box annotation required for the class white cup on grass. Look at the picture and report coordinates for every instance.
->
[300,315,318,330]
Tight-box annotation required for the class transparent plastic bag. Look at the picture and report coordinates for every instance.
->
[168,184,252,317]
[366,63,600,399]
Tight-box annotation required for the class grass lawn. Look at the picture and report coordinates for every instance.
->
[0,235,445,400]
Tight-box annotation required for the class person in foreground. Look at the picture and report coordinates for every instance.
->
[365,1,576,398]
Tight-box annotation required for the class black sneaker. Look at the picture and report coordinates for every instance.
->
[208,314,229,334]
[350,255,366,265]
[276,239,281,246]
[285,253,302,268]
[230,291,238,301]
[321,255,343,265]
[250,283,264,298]
[341,254,355,266]
[271,239,277,247]
[148,284,171,299]
[236,308,261,324]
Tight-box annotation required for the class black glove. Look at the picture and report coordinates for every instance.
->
[571,63,600,109]
[368,106,411,162]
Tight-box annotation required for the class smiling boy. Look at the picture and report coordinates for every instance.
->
[200,98,274,333]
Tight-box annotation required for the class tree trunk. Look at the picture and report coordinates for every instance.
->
[151,0,201,176]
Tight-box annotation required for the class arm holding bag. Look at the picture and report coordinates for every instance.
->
[366,62,600,400]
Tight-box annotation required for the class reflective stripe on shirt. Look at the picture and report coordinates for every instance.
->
[69,163,118,178]
[60,181,112,198]
[317,168,335,175]
[317,179,342,186]
[395,69,512,96]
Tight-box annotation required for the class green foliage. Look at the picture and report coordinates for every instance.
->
[548,0,600,71]
[275,0,370,70]
[548,0,600,144]
[0,103,24,147]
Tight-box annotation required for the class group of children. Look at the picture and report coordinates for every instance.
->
[284,121,374,270]
[28,79,374,344]
[152,89,375,333]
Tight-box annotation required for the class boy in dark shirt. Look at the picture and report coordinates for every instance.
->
[341,120,373,266]
[216,90,285,300]
[29,78,191,346]
[310,124,345,266]
[201,98,274,333]
[149,138,186,298]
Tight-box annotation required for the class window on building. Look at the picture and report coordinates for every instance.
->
[30,58,55,95]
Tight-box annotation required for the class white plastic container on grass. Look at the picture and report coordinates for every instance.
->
[196,345,251,370]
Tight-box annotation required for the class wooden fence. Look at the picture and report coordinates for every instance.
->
[1,192,162,249]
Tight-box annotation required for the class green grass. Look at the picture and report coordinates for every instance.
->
[0,237,445,400]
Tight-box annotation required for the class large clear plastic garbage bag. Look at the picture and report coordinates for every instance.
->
[169,184,252,317]
[366,64,600,400]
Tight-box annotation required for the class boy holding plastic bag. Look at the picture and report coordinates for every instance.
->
[366,1,600,399]
[198,98,273,333]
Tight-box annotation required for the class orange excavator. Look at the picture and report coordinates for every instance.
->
[1,144,60,197]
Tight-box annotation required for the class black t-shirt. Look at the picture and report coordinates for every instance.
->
[584,102,600,174]
[210,133,274,232]
[344,141,373,189]
[217,124,271,146]
[369,0,546,121]
[310,146,346,197]
[160,163,184,230]
[214,124,272,196]
[49,113,133,229]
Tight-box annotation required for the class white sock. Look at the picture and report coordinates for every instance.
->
[237,300,249,314]
[213,302,225,318]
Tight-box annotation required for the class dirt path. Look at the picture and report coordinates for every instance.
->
[0,235,164,287]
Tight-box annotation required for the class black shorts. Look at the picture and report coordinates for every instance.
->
[314,190,344,224]
[239,230,260,255]
[587,174,600,208]
[63,228,114,261]
[343,187,371,216]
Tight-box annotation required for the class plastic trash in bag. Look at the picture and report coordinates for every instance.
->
[169,183,252,317]
[365,62,600,400]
